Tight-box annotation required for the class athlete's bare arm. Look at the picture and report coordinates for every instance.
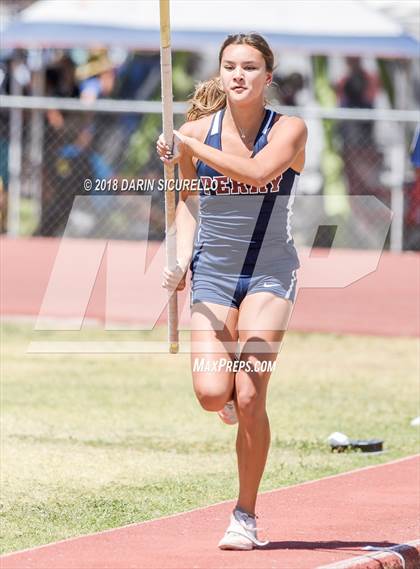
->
[176,116,307,187]
[161,120,207,290]
[178,117,212,169]
[175,121,201,274]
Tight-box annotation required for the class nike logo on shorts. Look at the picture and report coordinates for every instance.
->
[263,282,280,288]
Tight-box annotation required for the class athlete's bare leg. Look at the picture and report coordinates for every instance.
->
[190,302,239,411]
[234,292,293,516]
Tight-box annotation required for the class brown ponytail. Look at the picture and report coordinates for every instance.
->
[186,32,274,122]
[186,77,226,121]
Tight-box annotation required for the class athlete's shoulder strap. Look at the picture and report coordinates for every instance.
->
[252,109,276,156]
[261,109,276,136]
[196,108,225,174]
[205,108,224,143]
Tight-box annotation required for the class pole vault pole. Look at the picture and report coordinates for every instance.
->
[159,0,179,354]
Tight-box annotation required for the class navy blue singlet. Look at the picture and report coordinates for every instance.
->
[190,107,300,278]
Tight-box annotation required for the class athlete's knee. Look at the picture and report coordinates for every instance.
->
[236,390,266,421]
[196,390,228,412]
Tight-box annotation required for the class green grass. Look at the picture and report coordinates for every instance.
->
[1,322,419,554]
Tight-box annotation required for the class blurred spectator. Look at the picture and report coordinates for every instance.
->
[337,57,380,109]
[0,50,31,233]
[101,51,161,169]
[0,58,10,233]
[38,51,134,236]
[77,50,120,172]
[45,53,80,134]
[404,126,420,250]
[335,58,386,204]
[334,57,389,244]
[77,50,116,102]
[114,52,160,101]
[37,118,115,237]
[36,49,164,236]
[336,57,381,144]
[273,72,304,106]
[46,53,80,98]
[114,51,161,136]
[37,54,88,235]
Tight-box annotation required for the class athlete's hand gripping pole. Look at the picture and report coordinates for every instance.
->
[160,0,178,354]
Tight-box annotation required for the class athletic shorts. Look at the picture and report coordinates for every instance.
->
[190,269,298,309]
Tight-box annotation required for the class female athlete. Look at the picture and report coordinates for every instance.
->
[157,32,307,550]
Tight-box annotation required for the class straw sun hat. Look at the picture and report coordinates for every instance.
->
[75,50,115,81]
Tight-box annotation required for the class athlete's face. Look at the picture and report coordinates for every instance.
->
[219,44,272,104]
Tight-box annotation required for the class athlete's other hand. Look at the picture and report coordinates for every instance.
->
[162,261,187,291]
[156,131,185,165]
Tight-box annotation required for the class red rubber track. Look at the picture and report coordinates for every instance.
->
[1,455,419,569]
[1,237,419,336]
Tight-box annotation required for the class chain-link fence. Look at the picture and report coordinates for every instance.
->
[0,96,418,251]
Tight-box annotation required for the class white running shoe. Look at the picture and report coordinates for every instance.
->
[217,400,238,425]
[218,508,269,550]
